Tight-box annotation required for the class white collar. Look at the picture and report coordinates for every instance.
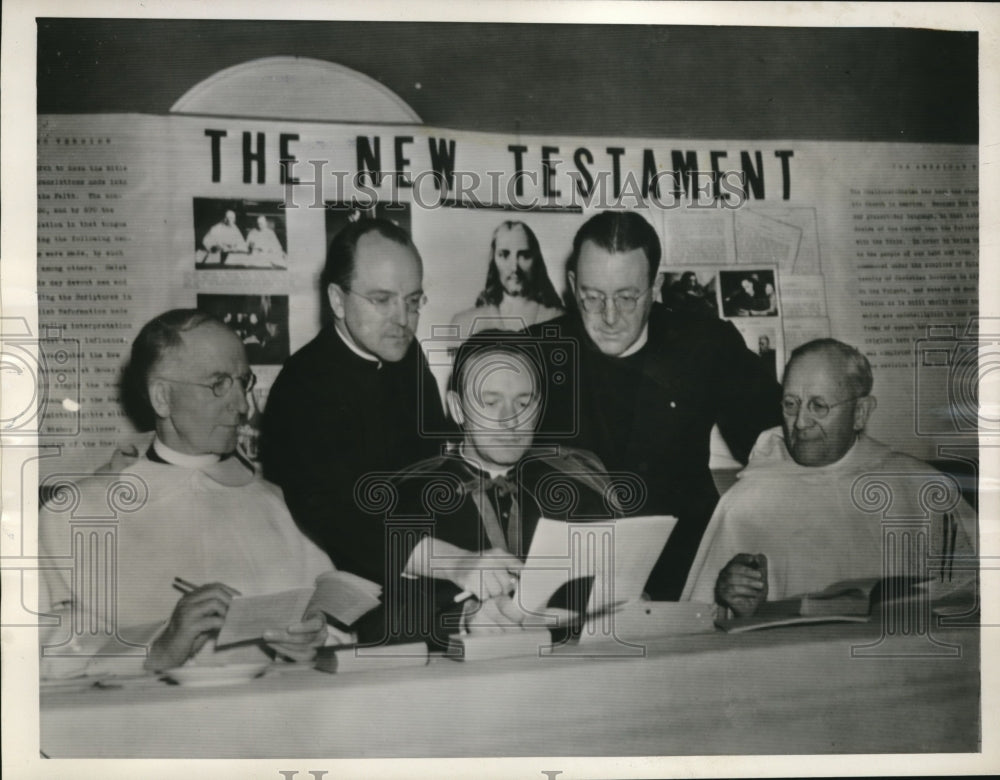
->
[618,324,650,357]
[334,321,382,367]
[152,437,221,468]
[458,444,513,480]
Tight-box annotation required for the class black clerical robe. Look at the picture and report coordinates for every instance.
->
[357,447,615,648]
[261,326,451,583]
[529,304,782,599]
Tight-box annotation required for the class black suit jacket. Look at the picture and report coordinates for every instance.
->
[357,447,615,648]
[261,326,451,583]
[528,304,782,598]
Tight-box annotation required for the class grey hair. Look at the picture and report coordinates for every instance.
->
[786,338,874,398]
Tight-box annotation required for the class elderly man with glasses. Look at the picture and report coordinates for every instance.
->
[529,211,782,600]
[262,219,450,591]
[39,310,343,676]
[681,338,977,616]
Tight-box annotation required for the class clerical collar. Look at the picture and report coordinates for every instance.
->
[334,321,382,368]
[618,324,649,357]
[151,437,221,468]
[458,444,512,480]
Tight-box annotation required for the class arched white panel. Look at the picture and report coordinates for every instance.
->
[171,56,421,123]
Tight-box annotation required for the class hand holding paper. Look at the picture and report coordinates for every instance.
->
[263,611,328,662]
[406,537,521,600]
[145,582,235,672]
[214,571,383,649]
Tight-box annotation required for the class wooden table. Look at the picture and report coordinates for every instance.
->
[40,621,980,758]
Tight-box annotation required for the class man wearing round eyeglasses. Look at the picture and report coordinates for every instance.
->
[530,210,782,600]
[682,339,976,616]
[39,310,348,677]
[262,219,449,589]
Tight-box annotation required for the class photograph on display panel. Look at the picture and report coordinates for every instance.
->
[718,268,779,318]
[194,197,288,269]
[197,293,290,365]
[660,269,719,316]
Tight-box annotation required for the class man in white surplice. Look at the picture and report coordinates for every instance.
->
[682,338,976,617]
[39,309,342,677]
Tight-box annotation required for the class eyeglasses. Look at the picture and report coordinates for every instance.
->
[345,288,427,315]
[157,371,257,398]
[577,287,652,315]
[781,395,862,419]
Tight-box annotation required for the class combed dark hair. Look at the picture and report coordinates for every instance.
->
[565,211,661,284]
[448,330,544,399]
[474,221,562,309]
[321,217,421,293]
[787,338,874,398]
[120,308,218,430]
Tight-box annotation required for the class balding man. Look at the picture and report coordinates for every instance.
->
[682,338,977,616]
[39,310,342,675]
[262,219,450,589]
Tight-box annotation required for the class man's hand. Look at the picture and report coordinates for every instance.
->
[405,538,522,600]
[451,548,523,600]
[715,553,768,617]
[464,595,527,635]
[263,610,328,663]
[144,583,236,672]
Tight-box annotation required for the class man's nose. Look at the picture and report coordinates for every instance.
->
[602,300,620,326]
[231,384,250,415]
[388,297,409,327]
[793,405,813,429]
[497,403,522,430]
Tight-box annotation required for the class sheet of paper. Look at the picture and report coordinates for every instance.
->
[311,571,382,625]
[585,515,678,613]
[515,516,677,616]
[215,588,313,647]
[735,208,803,271]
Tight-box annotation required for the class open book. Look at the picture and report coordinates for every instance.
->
[716,575,944,633]
[215,570,382,647]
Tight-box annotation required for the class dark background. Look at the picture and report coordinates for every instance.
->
[37,20,977,143]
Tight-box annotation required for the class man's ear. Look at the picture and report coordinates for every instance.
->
[147,378,172,420]
[854,395,877,432]
[566,270,577,295]
[327,283,347,320]
[445,390,465,427]
[652,270,665,298]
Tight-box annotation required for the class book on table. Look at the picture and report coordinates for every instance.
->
[714,574,969,633]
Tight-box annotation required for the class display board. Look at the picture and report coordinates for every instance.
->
[35,114,978,473]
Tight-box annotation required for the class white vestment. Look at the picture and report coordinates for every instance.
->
[682,427,977,605]
[39,441,335,677]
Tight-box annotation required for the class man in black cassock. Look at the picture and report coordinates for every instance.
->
[261,219,450,585]
[529,211,783,600]
[356,333,617,649]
